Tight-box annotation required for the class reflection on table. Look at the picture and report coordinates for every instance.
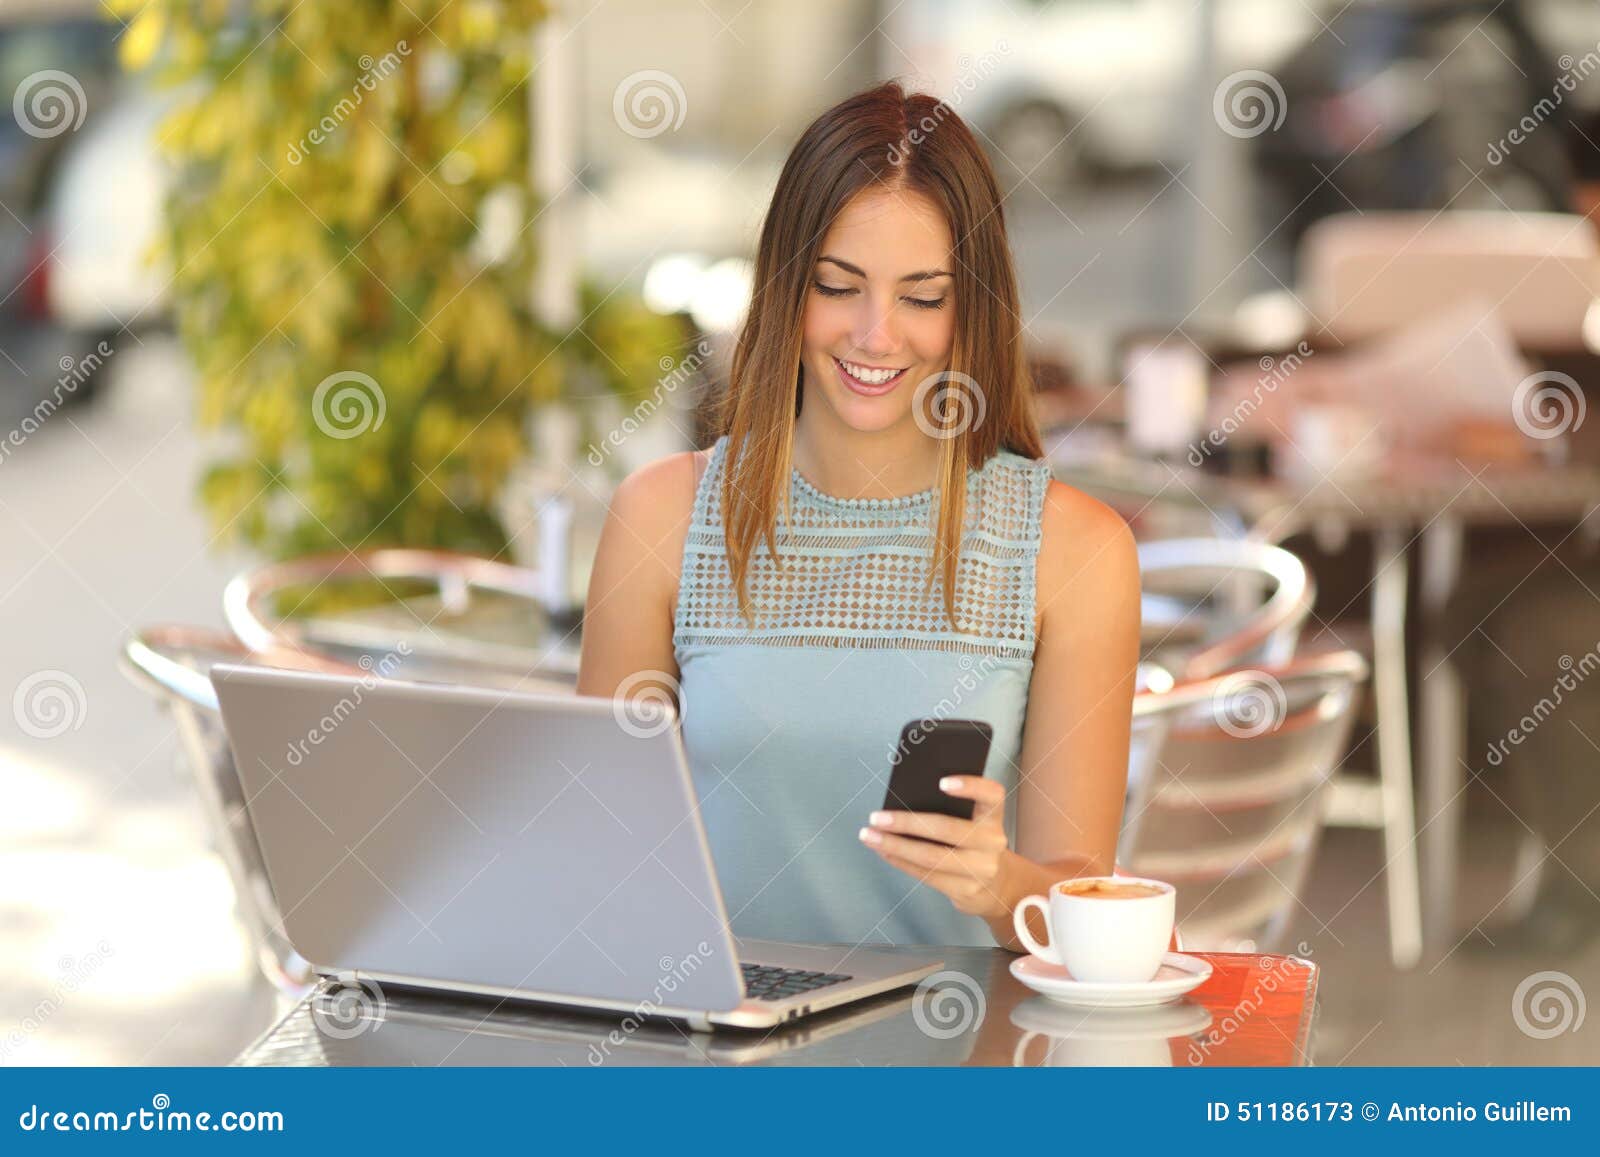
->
[235,948,1317,1068]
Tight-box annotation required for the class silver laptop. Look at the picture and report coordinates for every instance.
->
[209,662,942,1030]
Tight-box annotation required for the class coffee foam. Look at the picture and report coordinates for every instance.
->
[1056,878,1166,900]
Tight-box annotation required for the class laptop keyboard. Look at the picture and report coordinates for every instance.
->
[739,962,853,1003]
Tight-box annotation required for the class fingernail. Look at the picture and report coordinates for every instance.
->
[858,826,882,846]
[869,811,892,828]
[940,776,963,791]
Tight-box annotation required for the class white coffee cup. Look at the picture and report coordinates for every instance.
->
[1012,876,1175,983]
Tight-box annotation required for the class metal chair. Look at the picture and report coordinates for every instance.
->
[1137,538,1315,679]
[1121,651,1369,953]
[119,626,358,994]
[222,548,579,691]
[125,551,579,994]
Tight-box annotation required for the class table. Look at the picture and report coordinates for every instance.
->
[234,949,1318,1067]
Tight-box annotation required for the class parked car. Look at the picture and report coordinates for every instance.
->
[889,0,1600,199]
[44,86,171,338]
[0,10,126,409]
[888,0,1318,193]
[1254,0,1595,254]
[0,13,118,323]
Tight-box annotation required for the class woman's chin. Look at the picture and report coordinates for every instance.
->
[823,390,909,433]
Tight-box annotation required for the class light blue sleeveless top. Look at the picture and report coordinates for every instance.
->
[672,434,1052,947]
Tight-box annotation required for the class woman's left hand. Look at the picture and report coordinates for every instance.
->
[858,775,1016,919]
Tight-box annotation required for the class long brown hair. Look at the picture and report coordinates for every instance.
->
[716,80,1043,627]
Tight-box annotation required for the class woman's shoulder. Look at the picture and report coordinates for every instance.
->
[1035,473,1139,617]
[981,446,1058,496]
[608,439,718,534]
[966,447,1047,537]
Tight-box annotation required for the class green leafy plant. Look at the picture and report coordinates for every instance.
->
[113,0,683,602]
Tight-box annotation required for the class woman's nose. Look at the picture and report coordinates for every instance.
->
[852,296,900,358]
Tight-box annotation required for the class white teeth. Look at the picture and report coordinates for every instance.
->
[838,359,904,386]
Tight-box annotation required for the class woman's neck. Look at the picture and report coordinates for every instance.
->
[789,396,944,501]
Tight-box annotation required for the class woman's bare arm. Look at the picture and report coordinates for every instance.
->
[575,449,707,700]
[990,480,1140,946]
[864,477,1142,950]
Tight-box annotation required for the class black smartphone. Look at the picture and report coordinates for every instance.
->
[881,718,993,825]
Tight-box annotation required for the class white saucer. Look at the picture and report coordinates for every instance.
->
[1009,952,1213,1008]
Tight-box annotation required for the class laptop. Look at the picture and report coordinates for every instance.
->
[209,662,943,1030]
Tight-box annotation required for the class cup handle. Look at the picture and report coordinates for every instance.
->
[1012,1030,1045,1067]
[1013,894,1061,965]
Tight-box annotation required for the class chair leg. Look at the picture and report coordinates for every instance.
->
[1372,527,1424,970]
[1418,650,1466,947]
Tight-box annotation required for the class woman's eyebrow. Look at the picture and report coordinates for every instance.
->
[816,255,953,282]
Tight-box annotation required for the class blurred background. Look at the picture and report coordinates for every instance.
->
[3,0,1598,1065]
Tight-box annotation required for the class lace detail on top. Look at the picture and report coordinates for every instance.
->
[673,435,1052,659]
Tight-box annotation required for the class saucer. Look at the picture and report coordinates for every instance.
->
[1009,952,1213,1008]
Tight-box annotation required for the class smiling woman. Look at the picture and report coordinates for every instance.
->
[579,81,1140,951]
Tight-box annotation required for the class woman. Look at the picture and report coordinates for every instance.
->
[578,81,1139,951]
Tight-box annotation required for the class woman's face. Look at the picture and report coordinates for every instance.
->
[799,185,956,434]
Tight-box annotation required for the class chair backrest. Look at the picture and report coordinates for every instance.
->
[1138,537,1314,680]
[1300,210,1600,346]
[122,624,353,711]
[120,618,569,993]
[1120,651,1368,953]
[222,548,576,690]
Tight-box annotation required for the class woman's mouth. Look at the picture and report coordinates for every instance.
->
[832,356,910,396]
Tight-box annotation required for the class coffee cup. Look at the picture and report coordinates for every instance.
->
[1012,876,1175,983]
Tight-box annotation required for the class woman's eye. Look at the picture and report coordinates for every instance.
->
[811,282,945,310]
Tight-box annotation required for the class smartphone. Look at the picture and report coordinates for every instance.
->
[881,718,994,828]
